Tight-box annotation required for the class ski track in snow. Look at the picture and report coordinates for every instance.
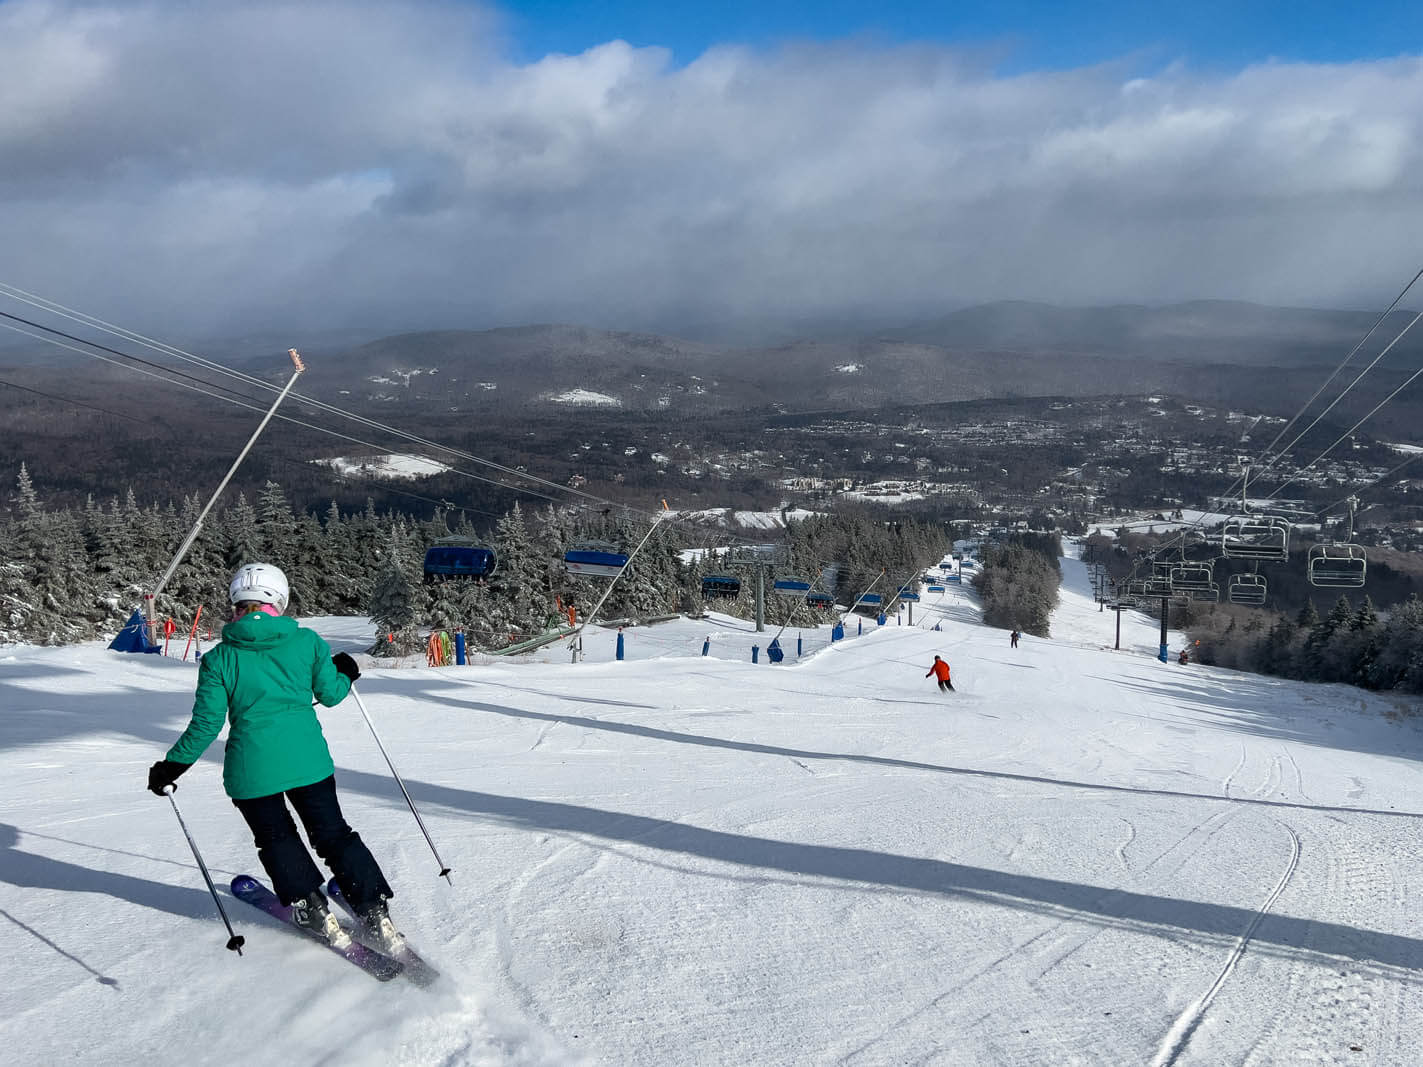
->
[4,544,1423,1063]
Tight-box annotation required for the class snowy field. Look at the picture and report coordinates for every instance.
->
[4,547,1423,1064]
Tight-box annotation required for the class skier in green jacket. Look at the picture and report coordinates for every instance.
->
[147,563,401,952]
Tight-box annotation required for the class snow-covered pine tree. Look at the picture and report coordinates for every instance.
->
[226,493,262,570]
[491,502,553,637]
[367,524,423,655]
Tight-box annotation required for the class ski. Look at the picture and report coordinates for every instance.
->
[230,875,404,982]
[326,878,440,987]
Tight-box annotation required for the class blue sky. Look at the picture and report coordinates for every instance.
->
[497,0,1423,71]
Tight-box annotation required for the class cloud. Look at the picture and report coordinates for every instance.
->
[3,0,1423,340]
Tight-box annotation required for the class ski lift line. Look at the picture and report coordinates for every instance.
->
[2,287,944,569]
[0,282,276,387]
[0,309,279,407]
[1267,338,1423,502]
[0,292,644,514]
[1,283,901,559]
[1192,264,1423,522]
[1245,265,1423,476]
[0,318,565,512]
[1255,308,1423,496]
[1309,452,1423,520]
[0,285,851,560]
[0,286,775,544]
[1123,263,1423,560]
[0,303,763,556]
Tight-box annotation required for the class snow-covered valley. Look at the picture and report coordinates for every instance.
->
[3,550,1421,1064]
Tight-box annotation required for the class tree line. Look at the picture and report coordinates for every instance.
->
[1189,593,1423,693]
[1,466,947,652]
[972,532,1063,637]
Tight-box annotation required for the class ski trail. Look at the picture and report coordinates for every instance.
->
[1114,818,1137,870]
[1150,823,1303,1067]
[1222,743,1247,800]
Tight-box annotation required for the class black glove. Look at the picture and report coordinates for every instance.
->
[332,652,361,683]
[147,759,189,796]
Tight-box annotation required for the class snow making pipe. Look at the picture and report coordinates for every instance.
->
[164,787,245,954]
[569,501,672,648]
[145,348,306,641]
[348,685,453,884]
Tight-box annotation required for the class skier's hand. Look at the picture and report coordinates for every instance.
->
[332,652,361,683]
[147,759,189,796]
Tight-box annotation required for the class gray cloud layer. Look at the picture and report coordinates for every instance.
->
[4,0,1423,340]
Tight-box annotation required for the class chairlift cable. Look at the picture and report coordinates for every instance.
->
[0,287,800,554]
[2,286,946,578]
[1264,335,1423,501]
[1244,264,1423,477]
[1252,309,1423,496]
[0,316,564,507]
[1136,264,1423,558]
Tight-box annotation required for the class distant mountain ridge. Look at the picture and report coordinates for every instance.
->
[303,300,1423,416]
[874,300,1423,366]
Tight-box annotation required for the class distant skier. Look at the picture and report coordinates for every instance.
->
[147,563,403,952]
[1009,629,1020,649]
[1178,648,1190,666]
[926,655,954,692]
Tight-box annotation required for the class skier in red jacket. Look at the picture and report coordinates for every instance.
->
[925,655,954,692]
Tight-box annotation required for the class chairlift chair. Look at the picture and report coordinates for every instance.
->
[701,573,741,599]
[1226,573,1268,606]
[564,540,629,578]
[1307,544,1367,588]
[423,537,497,583]
[1144,560,1174,598]
[1221,516,1291,562]
[806,591,835,610]
[771,576,812,596]
[1307,497,1366,588]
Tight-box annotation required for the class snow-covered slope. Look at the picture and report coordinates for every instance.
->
[3,549,1422,1064]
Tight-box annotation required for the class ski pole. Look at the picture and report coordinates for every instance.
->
[348,685,453,884]
[163,787,245,955]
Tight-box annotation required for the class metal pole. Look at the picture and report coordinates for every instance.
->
[1159,596,1170,663]
[570,502,671,648]
[146,349,306,641]
[755,565,765,632]
[1115,604,1121,651]
[165,788,245,954]
[348,686,452,883]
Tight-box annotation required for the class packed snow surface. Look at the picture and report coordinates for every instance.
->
[4,547,1423,1064]
[546,389,621,407]
[318,453,452,480]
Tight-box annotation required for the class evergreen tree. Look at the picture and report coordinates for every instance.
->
[490,502,552,635]
[226,493,261,569]
[366,525,422,655]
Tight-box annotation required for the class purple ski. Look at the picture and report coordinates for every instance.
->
[326,878,440,987]
[230,875,403,982]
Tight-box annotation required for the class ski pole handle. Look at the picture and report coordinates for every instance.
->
[164,788,245,954]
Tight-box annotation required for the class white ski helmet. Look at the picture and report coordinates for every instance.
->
[229,562,290,614]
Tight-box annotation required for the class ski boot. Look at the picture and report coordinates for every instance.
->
[291,889,351,949]
[362,898,405,955]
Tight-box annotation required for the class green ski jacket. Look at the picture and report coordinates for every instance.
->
[166,612,352,800]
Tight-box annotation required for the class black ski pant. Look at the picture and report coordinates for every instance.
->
[937,679,954,692]
[233,774,392,913]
